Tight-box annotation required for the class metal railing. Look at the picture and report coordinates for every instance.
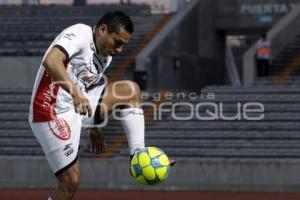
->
[225,41,241,86]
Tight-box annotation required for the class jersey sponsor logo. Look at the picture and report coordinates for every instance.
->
[33,71,60,122]
[42,78,57,108]
[48,118,71,140]
[77,67,100,90]
[63,143,74,157]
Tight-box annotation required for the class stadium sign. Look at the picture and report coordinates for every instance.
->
[240,3,299,15]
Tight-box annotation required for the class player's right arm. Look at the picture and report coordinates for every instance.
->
[42,47,92,117]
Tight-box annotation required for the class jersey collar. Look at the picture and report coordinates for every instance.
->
[91,26,99,54]
[91,26,112,62]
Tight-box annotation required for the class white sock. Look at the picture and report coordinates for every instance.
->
[119,108,145,155]
[48,197,52,200]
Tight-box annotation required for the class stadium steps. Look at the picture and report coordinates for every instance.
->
[2,129,300,139]
[2,84,300,158]
[4,6,300,160]
[118,147,300,158]
[12,112,277,123]
[79,84,300,159]
[0,5,167,81]
[5,138,300,149]
[142,33,300,159]
[2,80,300,158]
[262,34,300,79]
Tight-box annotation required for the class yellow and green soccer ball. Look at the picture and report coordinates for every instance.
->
[130,147,170,185]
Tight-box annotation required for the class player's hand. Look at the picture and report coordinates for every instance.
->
[72,86,92,117]
[89,127,106,155]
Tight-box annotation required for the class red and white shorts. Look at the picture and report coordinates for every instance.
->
[30,109,82,176]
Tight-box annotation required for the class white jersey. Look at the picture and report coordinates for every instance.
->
[29,23,112,122]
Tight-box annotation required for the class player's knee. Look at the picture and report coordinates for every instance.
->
[129,81,141,103]
[117,80,141,103]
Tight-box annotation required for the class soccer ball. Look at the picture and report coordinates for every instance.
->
[130,147,170,185]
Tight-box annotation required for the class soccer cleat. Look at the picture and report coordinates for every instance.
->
[169,159,176,167]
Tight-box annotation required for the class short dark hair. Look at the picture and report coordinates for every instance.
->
[96,11,134,34]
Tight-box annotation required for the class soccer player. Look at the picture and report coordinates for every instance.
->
[29,11,146,200]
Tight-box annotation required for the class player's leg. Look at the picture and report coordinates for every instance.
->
[98,80,175,166]
[50,161,80,200]
[100,80,141,113]
[100,80,144,155]
[30,110,82,200]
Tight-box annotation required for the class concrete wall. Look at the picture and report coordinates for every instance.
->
[0,57,41,88]
[143,2,203,90]
[136,0,226,91]
[2,157,300,191]
[197,0,226,88]
[136,0,300,91]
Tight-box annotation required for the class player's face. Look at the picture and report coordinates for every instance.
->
[96,24,131,57]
